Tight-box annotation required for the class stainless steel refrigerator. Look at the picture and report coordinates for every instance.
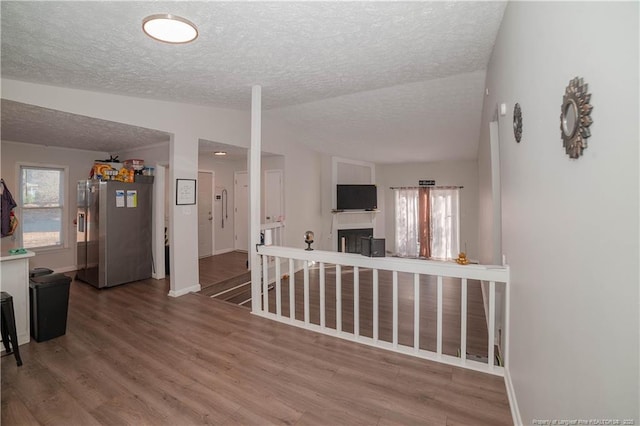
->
[76,180,153,288]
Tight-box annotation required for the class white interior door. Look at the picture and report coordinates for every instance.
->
[264,170,283,224]
[234,171,249,251]
[197,171,214,258]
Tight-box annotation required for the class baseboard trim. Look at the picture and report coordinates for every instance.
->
[214,248,236,255]
[168,284,201,297]
[504,367,523,426]
[53,265,78,274]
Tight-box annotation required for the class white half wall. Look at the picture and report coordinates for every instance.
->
[480,2,639,422]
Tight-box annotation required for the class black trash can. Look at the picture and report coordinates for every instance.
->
[29,267,54,278]
[29,273,71,342]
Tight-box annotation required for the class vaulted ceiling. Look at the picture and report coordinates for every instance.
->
[1,1,506,163]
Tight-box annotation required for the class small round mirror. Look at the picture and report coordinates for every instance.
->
[562,100,578,138]
[513,103,523,143]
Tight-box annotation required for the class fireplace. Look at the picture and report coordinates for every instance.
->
[337,228,373,253]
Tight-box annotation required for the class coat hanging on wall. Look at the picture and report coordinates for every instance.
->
[1,178,18,237]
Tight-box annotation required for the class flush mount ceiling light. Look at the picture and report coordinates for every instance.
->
[213,151,227,156]
[142,14,198,44]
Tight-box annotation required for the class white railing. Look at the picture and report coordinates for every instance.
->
[254,246,509,376]
[260,221,285,246]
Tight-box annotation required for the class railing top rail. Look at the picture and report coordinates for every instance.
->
[257,245,509,282]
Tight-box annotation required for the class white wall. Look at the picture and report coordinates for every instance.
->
[478,121,495,265]
[377,160,479,260]
[197,154,286,254]
[0,140,109,271]
[479,2,639,422]
[262,114,324,251]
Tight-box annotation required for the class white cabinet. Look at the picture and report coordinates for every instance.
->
[0,251,34,346]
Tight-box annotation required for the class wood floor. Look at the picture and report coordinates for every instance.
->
[200,254,494,360]
[199,251,248,288]
[1,274,512,425]
[263,266,493,359]
[199,251,253,305]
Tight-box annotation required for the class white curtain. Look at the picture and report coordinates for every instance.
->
[430,189,460,260]
[394,189,419,257]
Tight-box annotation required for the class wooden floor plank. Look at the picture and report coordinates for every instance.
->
[1,271,511,425]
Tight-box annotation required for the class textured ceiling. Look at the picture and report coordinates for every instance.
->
[269,70,487,163]
[1,1,506,162]
[1,100,170,152]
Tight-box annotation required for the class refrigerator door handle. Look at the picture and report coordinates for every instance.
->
[78,213,85,233]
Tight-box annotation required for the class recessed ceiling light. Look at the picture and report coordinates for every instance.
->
[213,151,227,156]
[142,14,198,44]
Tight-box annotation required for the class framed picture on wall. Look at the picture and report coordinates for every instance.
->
[176,179,196,205]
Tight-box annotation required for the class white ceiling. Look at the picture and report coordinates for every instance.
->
[1,99,170,152]
[0,1,506,163]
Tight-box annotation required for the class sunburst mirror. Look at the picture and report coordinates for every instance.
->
[513,103,522,143]
[560,77,593,159]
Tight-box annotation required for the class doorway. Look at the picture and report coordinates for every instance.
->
[198,171,214,258]
[234,171,248,252]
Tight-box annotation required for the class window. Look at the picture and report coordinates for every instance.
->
[429,189,460,260]
[394,187,460,260]
[19,165,65,249]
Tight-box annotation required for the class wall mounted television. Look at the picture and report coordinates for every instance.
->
[336,184,377,211]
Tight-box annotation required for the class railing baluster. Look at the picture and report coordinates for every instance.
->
[304,261,310,325]
[319,262,326,328]
[437,275,443,356]
[373,268,379,343]
[460,278,468,363]
[413,273,420,352]
[353,266,359,338]
[254,245,509,377]
[262,255,269,312]
[289,258,295,320]
[275,257,282,316]
[336,264,342,333]
[392,271,398,348]
[489,281,496,369]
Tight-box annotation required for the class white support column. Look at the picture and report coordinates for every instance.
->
[168,133,201,297]
[250,85,262,313]
[152,163,166,280]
